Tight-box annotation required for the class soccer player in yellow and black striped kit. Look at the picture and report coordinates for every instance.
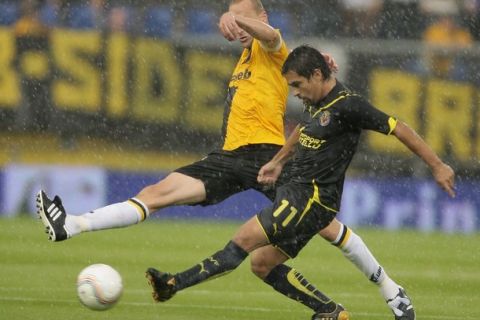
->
[35,1,451,319]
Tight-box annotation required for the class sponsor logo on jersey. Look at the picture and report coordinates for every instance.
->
[230,68,252,82]
[299,132,326,149]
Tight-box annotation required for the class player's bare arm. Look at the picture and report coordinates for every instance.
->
[392,120,456,197]
[258,125,301,185]
[233,14,280,50]
[218,0,281,50]
[218,11,240,41]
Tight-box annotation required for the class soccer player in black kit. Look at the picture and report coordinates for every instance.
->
[146,46,455,319]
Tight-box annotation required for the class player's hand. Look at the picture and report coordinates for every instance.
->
[218,12,240,41]
[322,52,339,73]
[257,161,283,186]
[432,162,456,197]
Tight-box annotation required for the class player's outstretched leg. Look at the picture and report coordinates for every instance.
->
[387,287,415,320]
[36,190,70,241]
[146,241,248,302]
[327,222,414,319]
[312,304,349,320]
[35,189,150,241]
[145,268,177,302]
[263,264,349,320]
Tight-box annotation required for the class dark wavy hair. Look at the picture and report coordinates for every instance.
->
[282,45,332,80]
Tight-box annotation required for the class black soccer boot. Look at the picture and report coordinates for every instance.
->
[36,190,70,241]
[312,304,350,320]
[146,268,177,302]
[387,287,416,320]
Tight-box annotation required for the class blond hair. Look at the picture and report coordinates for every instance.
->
[230,0,264,13]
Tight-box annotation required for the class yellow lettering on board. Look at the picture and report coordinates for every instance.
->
[0,28,20,107]
[184,50,235,133]
[424,79,473,161]
[51,29,101,112]
[132,38,180,122]
[106,33,129,118]
[368,69,421,154]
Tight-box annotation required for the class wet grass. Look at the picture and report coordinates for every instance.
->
[0,216,479,319]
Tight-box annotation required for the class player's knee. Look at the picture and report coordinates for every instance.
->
[318,219,343,242]
[250,257,274,279]
[232,218,267,253]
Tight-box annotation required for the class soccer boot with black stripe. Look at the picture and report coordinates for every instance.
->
[387,287,416,320]
[312,304,350,320]
[36,190,70,242]
[146,267,177,302]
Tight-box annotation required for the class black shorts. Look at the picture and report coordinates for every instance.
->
[257,182,338,258]
[175,144,289,205]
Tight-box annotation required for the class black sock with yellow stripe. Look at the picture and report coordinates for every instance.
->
[173,241,248,291]
[264,264,336,313]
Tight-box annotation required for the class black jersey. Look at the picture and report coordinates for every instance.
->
[289,81,397,210]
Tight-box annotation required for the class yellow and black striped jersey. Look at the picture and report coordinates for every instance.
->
[221,35,289,151]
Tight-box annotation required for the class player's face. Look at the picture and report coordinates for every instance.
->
[229,0,264,48]
[284,70,326,105]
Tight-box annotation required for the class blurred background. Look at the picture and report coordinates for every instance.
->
[0,0,479,233]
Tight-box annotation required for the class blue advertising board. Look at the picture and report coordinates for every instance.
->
[339,179,480,233]
[1,166,477,233]
[106,171,270,221]
[107,171,480,233]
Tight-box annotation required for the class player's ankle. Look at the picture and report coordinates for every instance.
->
[379,278,401,301]
[65,215,88,235]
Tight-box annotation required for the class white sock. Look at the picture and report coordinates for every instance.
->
[332,224,400,301]
[65,198,149,236]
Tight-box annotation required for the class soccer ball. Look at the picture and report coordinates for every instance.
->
[76,263,123,311]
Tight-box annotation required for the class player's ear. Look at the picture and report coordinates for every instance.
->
[312,69,324,82]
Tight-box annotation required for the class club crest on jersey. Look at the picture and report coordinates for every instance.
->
[318,110,331,126]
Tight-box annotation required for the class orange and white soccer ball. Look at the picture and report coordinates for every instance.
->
[76,263,123,310]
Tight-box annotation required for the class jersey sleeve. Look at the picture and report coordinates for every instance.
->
[259,29,284,52]
[342,95,397,135]
[254,30,289,66]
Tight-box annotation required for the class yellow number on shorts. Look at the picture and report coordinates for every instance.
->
[273,199,298,227]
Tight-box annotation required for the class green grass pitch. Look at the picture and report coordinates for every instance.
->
[0,216,479,320]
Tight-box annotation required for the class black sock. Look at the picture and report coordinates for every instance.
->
[264,264,337,313]
[174,241,248,290]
